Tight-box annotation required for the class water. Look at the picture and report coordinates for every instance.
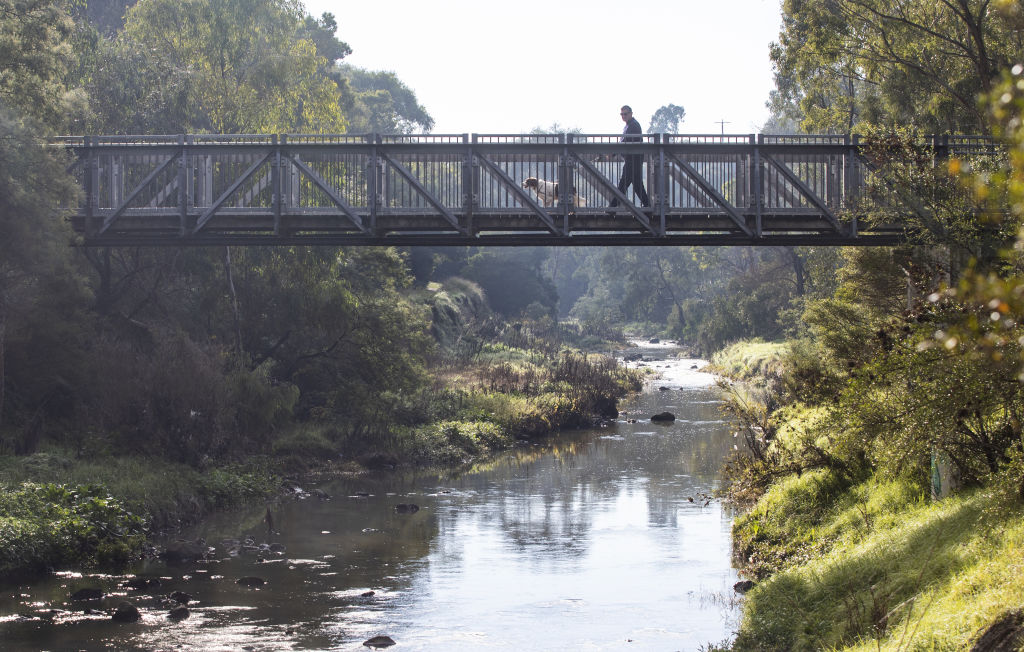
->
[0,343,740,651]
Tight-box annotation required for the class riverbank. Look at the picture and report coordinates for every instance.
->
[0,348,641,580]
[711,340,1024,650]
[0,341,739,651]
[732,472,1024,650]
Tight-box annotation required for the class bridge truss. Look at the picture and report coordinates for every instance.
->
[60,133,992,247]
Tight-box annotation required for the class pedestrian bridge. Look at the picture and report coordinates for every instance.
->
[60,133,992,247]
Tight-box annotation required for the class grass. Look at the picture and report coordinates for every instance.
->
[710,339,791,383]
[732,473,1024,651]
[0,447,280,532]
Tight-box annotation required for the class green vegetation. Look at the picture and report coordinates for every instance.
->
[733,474,1024,650]
[0,0,642,578]
[0,482,146,577]
[702,3,1024,649]
[709,340,790,384]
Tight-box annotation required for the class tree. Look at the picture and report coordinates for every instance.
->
[0,107,80,431]
[0,0,83,433]
[77,0,136,35]
[648,104,686,134]
[335,64,434,133]
[301,12,351,65]
[0,0,80,129]
[771,0,1024,133]
[119,0,344,133]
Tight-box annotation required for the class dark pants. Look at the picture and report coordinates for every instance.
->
[611,155,650,207]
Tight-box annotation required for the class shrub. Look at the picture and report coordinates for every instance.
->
[0,483,147,575]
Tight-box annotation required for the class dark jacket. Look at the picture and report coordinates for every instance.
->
[622,117,642,143]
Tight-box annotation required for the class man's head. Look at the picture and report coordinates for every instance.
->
[620,105,633,123]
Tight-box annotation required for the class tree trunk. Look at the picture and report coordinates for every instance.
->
[786,247,806,296]
[224,247,243,360]
[0,302,5,429]
[653,254,686,328]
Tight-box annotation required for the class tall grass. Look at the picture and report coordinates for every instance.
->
[709,339,790,383]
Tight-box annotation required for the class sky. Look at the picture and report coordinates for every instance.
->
[301,0,783,135]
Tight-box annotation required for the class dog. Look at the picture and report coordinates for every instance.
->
[521,177,585,207]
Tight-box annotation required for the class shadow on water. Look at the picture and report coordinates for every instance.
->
[0,342,742,651]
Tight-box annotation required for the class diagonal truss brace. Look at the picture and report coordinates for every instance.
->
[100,153,180,234]
[476,156,564,235]
[380,152,467,234]
[193,153,272,235]
[761,154,843,233]
[665,151,753,237]
[573,154,659,235]
[286,155,368,233]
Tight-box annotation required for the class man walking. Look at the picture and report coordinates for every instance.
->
[610,105,650,209]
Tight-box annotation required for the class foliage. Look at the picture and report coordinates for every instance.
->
[770,0,1024,133]
[404,420,512,466]
[0,108,83,434]
[71,330,298,464]
[0,0,80,128]
[709,339,790,383]
[0,482,147,575]
[0,448,280,532]
[427,277,490,355]
[460,248,558,319]
[648,103,686,134]
[854,128,1013,266]
[335,63,434,133]
[111,0,344,133]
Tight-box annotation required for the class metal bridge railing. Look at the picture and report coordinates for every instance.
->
[59,133,1000,247]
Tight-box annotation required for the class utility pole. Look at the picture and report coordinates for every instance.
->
[715,120,731,135]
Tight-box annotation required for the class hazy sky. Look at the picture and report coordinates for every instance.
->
[301,0,783,135]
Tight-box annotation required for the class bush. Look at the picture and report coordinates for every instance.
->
[405,420,512,466]
[0,483,147,576]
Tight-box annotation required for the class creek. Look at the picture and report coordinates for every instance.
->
[0,342,741,651]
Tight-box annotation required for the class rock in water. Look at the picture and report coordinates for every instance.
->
[733,580,755,594]
[70,588,104,601]
[650,411,676,422]
[168,606,190,621]
[394,503,419,514]
[363,635,396,648]
[169,591,194,605]
[236,576,266,588]
[111,601,141,623]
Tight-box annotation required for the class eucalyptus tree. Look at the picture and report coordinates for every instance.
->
[648,104,686,134]
[119,0,345,133]
[0,0,81,127]
[771,0,1024,133]
[335,64,435,134]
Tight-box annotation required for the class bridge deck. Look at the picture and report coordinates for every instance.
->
[60,133,987,247]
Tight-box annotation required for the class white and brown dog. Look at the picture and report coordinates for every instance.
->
[521,177,585,207]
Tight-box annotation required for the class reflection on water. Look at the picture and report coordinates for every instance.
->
[0,344,740,651]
